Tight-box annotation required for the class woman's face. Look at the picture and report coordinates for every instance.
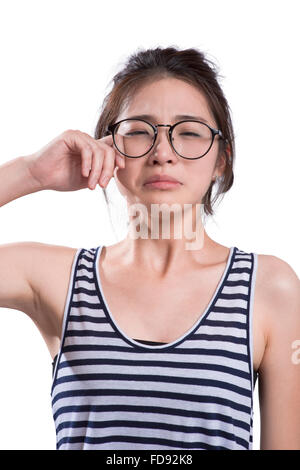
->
[113,77,225,211]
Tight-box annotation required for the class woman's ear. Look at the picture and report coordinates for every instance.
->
[214,152,227,178]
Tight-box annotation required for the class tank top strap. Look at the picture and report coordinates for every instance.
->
[224,246,258,393]
[51,246,99,394]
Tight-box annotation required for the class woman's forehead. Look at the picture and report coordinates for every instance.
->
[129,77,209,103]
[119,78,214,123]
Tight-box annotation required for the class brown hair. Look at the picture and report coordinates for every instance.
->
[94,46,235,218]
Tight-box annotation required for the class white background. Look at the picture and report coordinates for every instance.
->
[0,0,299,450]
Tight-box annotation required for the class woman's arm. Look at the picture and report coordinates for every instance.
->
[0,156,43,315]
[0,155,42,207]
[258,255,300,450]
[0,130,121,317]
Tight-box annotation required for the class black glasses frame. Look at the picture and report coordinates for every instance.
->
[107,118,224,160]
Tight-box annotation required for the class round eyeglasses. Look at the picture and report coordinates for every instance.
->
[107,118,224,160]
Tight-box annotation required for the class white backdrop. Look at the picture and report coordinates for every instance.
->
[0,0,299,450]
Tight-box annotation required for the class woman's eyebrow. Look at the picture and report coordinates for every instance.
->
[126,114,209,124]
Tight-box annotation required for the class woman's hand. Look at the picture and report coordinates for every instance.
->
[25,129,125,191]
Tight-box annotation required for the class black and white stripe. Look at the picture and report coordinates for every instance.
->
[51,245,258,450]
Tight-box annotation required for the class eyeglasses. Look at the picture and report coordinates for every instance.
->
[107,118,224,160]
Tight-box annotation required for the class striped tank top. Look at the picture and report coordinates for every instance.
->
[51,245,258,450]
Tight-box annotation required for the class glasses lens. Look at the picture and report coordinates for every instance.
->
[172,121,212,159]
[114,120,155,157]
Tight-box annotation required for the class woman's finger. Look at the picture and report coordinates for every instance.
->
[99,145,118,187]
[88,145,104,189]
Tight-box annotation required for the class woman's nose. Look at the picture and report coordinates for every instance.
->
[151,126,175,156]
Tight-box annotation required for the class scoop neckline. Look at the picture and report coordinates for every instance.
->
[93,244,236,350]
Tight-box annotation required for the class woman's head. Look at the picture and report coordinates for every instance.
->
[94,46,235,218]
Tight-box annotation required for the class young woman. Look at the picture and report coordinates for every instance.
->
[0,46,299,451]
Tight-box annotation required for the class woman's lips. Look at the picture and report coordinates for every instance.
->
[144,181,182,189]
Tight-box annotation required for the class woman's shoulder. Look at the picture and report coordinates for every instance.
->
[233,246,299,311]
[255,251,299,294]
[254,251,300,340]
